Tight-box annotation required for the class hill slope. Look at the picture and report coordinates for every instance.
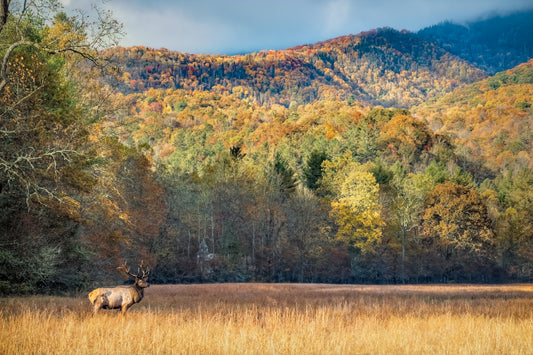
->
[414,59,533,176]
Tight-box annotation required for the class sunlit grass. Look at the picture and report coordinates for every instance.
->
[1,284,532,354]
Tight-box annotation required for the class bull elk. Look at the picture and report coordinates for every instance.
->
[88,261,150,315]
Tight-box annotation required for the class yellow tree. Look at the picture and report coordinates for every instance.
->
[0,0,122,204]
[320,153,383,253]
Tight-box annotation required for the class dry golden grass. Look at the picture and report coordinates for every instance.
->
[1,283,532,354]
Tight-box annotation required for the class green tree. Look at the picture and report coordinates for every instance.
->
[303,149,328,190]
[0,0,122,294]
[494,168,533,279]
[389,163,430,281]
[268,152,298,201]
[284,189,329,282]
[497,207,532,279]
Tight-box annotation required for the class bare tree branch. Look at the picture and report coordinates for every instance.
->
[0,0,123,207]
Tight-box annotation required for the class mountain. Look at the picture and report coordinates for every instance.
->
[106,28,485,109]
[103,11,533,178]
[418,10,533,74]
[105,11,533,110]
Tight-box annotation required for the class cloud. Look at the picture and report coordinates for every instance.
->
[108,1,235,53]
[62,0,533,54]
[323,0,352,35]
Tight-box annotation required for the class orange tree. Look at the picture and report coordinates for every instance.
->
[419,182,496,282]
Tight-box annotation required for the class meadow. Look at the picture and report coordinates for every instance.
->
[1,283,532,354]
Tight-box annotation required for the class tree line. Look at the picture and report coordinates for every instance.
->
[102,82,533,286]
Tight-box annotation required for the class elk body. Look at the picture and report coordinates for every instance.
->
[88,261,150,315]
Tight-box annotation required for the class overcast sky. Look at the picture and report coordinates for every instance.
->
[61,0,533,55]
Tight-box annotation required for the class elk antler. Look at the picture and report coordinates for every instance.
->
[143,265,150,278]
[118,260,138,278]
[139,260,150,279]
[118,260,150,279]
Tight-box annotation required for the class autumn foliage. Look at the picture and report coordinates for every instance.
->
[1,3,532,294]
[105,27,486,108]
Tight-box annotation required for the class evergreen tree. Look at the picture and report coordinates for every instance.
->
[303,149,328,190]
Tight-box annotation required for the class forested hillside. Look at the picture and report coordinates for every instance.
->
[414,59,533,177]
[107,28,485,108]
[418,10,533,74]
[102,59,532,285]
[106,11,533,109]
[1,3,532,295]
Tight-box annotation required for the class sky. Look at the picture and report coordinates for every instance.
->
[61,0,533,55]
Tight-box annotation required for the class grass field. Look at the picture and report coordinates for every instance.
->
[1,283,532,354]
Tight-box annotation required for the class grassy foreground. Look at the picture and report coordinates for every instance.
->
[1,283,532,354]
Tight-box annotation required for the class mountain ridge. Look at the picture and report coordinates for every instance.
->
[107,27,484,108]
[105,11,532,109]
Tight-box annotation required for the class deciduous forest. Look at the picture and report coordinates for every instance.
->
[1,1,532,294]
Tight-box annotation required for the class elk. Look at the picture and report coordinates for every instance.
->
[88,261,150,315]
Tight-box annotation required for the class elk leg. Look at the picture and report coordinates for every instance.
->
[121,304,130,315]
[93,298,102,315]
[93,294,106,315]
